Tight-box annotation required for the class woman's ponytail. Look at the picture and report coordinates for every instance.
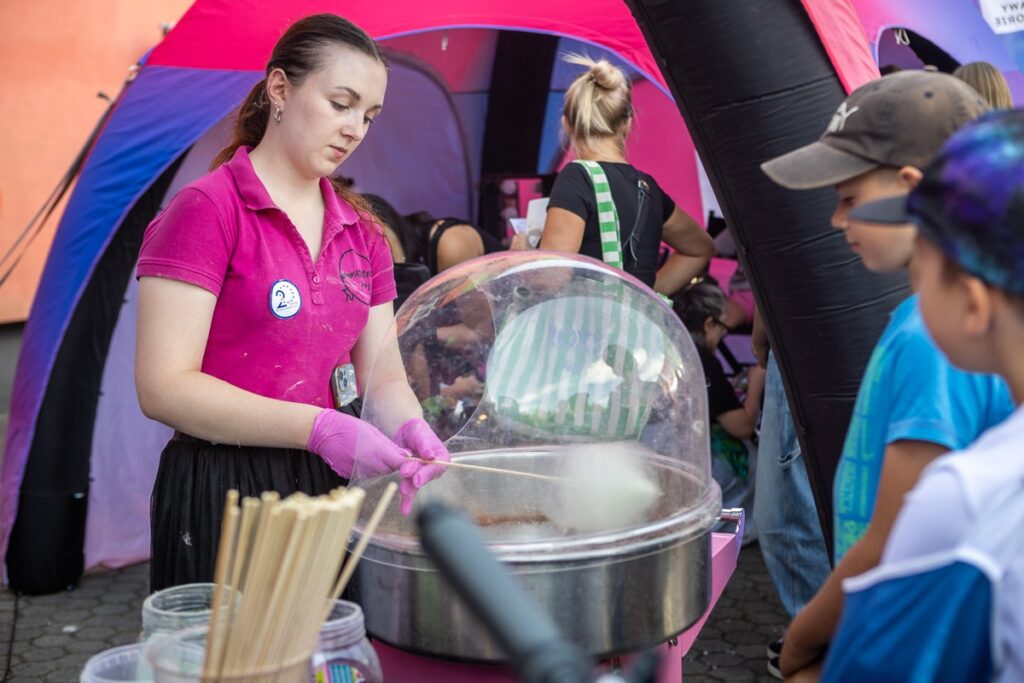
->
[210,79,271,169]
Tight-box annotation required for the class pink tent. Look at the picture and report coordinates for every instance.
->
[5,0,1021,593]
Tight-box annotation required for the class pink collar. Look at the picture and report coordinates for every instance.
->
[224,146,360,230]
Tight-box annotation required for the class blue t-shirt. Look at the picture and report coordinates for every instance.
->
[832,295,1013,561]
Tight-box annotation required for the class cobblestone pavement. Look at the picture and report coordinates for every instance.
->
[682,544,788,682]
[0,563,148,683]
[0,545,787,682]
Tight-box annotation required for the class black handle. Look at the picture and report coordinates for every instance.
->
[417,502,594,683]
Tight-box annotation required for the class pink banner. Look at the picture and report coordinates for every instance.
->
[149,0,667,90]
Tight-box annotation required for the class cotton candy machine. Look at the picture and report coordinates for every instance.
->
[351,252,720,662]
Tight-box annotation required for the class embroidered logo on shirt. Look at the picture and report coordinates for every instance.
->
[269,279,302,319]
[338,249,372,305]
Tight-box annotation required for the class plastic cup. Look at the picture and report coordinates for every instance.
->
[80,643,152,682]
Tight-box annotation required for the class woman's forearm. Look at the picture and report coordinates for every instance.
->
[137,370,321,449]
[743,367,766,419]
[654,252,709,296]
[361,376,423,438]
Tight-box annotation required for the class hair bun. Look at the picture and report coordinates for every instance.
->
[561,53,632,146]
[564,53,627,92]
[589,61,624,91]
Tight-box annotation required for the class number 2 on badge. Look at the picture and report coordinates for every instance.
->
[269,280,302,319]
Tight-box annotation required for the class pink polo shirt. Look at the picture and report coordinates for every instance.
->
[137,147,396,408]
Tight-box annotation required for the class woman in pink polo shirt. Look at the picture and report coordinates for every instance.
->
[135,15,449,591]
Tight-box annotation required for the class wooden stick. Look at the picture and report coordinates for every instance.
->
[256,506,313,669]
[410,457,563,482]
[224,496,287,673]
[295,493,360,656]
[205,487,378,679]
[283,499,339,664]
[203,490,239,679]
[229,498,260,592]
[211,497,257,680]
[326,482,397,619]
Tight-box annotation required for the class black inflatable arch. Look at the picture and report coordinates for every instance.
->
[625,0,911,553]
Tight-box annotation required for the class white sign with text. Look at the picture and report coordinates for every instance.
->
[981,0,1024,34]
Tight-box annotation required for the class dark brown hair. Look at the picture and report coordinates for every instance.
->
[211,14,386,217]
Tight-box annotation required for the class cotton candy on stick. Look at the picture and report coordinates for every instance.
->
[544,442,661,534]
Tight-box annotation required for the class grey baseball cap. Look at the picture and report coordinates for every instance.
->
[761,71,989,190]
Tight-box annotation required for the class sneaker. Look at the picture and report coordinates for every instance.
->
[766,638,784,680]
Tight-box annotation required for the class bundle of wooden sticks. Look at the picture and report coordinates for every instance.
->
[199,482,396,681]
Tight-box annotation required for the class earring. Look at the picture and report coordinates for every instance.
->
[273,102,282,124]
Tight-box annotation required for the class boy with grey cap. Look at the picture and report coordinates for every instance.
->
[760,71,1011,679]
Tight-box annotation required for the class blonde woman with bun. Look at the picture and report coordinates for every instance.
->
[953,62,1013,109]
[512,55,714,295]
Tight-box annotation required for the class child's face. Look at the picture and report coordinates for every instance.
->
[832,170,917,273]
[910,235,994,374]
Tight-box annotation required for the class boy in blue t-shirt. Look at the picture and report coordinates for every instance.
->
[760,71,1012,678]
[819,108,1024,683]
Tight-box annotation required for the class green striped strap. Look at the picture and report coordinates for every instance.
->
[574,160,672,307]
[574,160,623,269]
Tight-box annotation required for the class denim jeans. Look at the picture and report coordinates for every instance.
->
[753,352,831,617]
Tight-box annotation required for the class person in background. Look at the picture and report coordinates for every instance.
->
[362,193,415,264]
[815,109,1024,683]
[712,226,755,331]
[512,54,714,297]
[675,280,765,515]
[136,15,449,591]
[406,211,501,275]
[760,71,1011,679]
[751,311,831,679]
[954,61,1013,109]
[363,194,500,276]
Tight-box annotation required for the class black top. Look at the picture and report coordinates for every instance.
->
[697,345,741,419]
[425,218,502,276]
[548,161,675,287]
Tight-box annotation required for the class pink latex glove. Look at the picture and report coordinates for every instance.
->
[307,410,422,512]
[393,417,451,493]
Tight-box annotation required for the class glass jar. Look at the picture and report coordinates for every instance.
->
[311,601,383,683]
[142,583,216,641]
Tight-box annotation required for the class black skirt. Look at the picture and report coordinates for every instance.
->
[149,434,345,592]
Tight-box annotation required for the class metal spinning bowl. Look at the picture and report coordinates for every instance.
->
[348,447,721,662]
[354,252,721,661]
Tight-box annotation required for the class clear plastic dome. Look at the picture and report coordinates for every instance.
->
[358,252,714,503]
[361,252,711,468]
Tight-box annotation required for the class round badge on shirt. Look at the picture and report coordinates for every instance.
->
[269,279,302,319]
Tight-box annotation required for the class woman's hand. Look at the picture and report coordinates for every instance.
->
[510,232,535,250]
[308,409,432,514]
[307,408,409,478]
[655,207,715,296]
[394,418,451,484]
